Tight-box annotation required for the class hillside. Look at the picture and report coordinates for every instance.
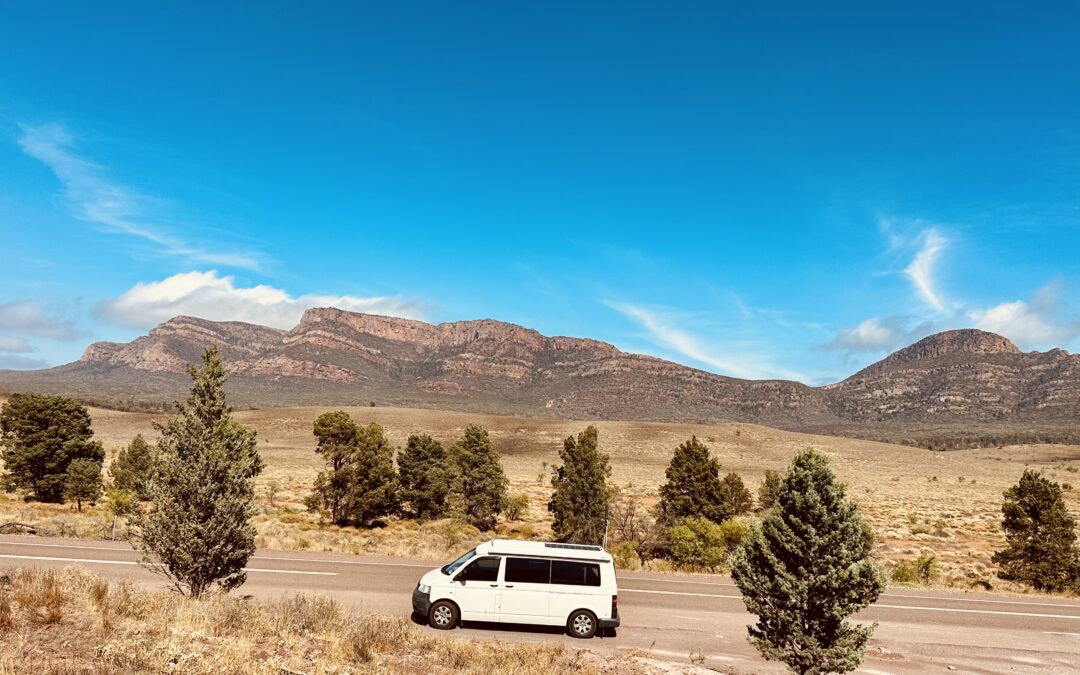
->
[1,309,1078,438]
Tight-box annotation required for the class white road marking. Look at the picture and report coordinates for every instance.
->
[620,588,1080,620]
[0,554,337,576]
[1045,632,1080,637]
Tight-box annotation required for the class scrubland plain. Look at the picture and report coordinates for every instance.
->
[4,399,1080,592]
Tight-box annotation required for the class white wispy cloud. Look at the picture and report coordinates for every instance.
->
[904,227,948,312]
[818,316,935,356]
[969,282,1080,347]
[603,300,805,381]
[0,336,33,352]
[17,123,262,270]
[97,270,425,329]
[0,300,81,341]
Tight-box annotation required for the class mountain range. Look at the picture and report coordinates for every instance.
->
[1,307,1077,440]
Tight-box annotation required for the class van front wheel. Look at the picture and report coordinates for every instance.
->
[567,609,597,639]
[429,601,459,630]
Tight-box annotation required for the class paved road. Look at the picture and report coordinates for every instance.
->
[3,536,1080,674]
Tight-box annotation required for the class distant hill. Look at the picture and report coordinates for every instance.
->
[2,308,1077,444]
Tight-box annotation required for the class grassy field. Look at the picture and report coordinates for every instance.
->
[3,400,1080,591]
[0,565,699,674]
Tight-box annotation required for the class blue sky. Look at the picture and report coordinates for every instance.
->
[1,2,1078,384]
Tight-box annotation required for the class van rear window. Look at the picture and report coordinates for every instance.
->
[551,560,601,587]
[505,557,551,584]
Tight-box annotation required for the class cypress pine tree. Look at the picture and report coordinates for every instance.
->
[719,472,754,516]
[64,458,103,512]
[398,433,451,520]
[449,424,507,530]
[731,448,884,674]
[658,436,728,524]
[306,411,360,525]
[992,470,1080,591]
[133,347,263,598]
[0,393,104,503]
[110,434,156,500]
[758,469,782,510]
[342,422,399,526]
[548,425,612,545]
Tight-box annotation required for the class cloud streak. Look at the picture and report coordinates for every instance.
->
[604,300,805,381]
[97,270,425,329]
[0,300,81,341]
[904,227,948,312]
[18,123,262,270]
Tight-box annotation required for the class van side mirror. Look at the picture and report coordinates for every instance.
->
[456,567,467,584]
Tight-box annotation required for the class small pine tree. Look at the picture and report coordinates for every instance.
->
[0,393,105,503]
[991,469,1080,591]
[343,422,399,526]
[549,426,613,545]
[306,411,361,525]
[758,469,781,510]
[449,424,507,530]
[133,347,263,598]
[731,448,885,674]
[110,434,156,499]
[64,458,103,512]
[719,472,753,516]
[658,436,727,524]
[398,433,451,520]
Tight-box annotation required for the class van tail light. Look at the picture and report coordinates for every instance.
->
[611,595,618,612]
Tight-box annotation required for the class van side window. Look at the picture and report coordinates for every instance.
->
[551,560,601,587]
[462,556,501,582]
[505,557,551,584]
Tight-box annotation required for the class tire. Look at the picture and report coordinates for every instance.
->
[428,600,459,630]
[567,609,597,639]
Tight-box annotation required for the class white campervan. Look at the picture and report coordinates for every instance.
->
[412,539,619,638]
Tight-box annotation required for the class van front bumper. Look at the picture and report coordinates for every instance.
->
[599,609,620,629]
[412,586,431,615]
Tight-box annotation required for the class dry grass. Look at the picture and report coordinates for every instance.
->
[4,400,1080,591]
[0,566,685,675]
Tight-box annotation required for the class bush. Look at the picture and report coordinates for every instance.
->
[612,541,642,570]
[505,493,530,521]
[668,516,730,572]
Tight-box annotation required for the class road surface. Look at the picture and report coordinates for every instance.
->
[2,535,1079,674]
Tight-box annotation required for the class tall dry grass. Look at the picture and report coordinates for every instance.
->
[0,565,628,675]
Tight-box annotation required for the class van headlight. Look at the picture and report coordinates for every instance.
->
[417,583,430,594]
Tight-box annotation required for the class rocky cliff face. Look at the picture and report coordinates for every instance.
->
[7,310,1078,429]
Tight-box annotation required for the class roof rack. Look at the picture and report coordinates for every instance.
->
[543,542,603,552]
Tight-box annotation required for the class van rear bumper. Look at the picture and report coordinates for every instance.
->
[412,587,431,615]
[599,609,620,629]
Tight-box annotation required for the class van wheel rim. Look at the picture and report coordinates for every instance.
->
[573,615,592,634]
[433,606,452,626]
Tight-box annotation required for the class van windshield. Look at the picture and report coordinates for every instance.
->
[441,549,476,575]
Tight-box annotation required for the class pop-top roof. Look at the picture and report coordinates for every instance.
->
[476,538,612,562]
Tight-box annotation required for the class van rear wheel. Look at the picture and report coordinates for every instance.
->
[567,609,597,639]
[428,600,458,630]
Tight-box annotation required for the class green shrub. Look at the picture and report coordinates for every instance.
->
[612,541,642,570]
[668,516,730,571]
[505,493,530,521]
